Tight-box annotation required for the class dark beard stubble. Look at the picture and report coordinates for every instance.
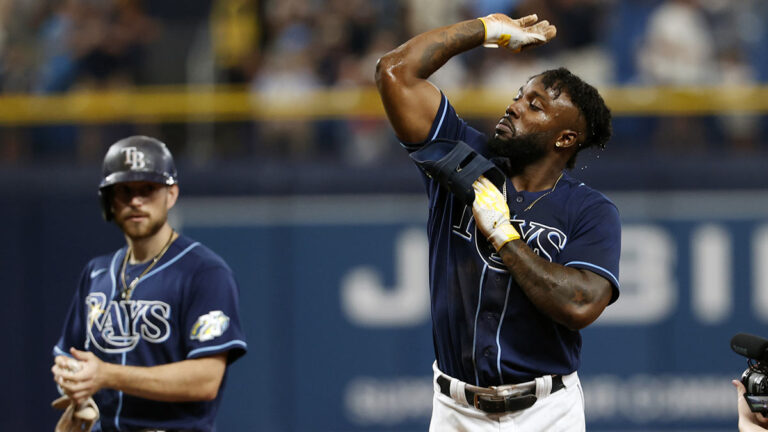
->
[487,131,552,176]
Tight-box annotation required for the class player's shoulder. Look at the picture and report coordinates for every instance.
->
[559,171,619,215]
[169,234,233,273]
[85,247,124,271]
[78,247,124,284]
[442,94,488,152]
[405,93,487,152]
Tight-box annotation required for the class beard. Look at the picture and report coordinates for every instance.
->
[487,131,551,176]
[115,211,167,240]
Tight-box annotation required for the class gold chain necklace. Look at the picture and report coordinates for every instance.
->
[120,229,175,300]
[503,172,564,213]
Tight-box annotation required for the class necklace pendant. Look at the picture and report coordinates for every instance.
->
[119,230,175,303]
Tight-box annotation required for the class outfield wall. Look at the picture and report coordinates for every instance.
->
[3,190,766,431]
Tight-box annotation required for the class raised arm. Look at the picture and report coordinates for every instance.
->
[374,19,482,143]
[375,14,556,143]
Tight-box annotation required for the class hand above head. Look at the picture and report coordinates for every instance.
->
[479,13,557,51]
[52,348,109,405]
[472,176,520,251]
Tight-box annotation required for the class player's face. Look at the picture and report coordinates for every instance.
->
[490,75,581,169]
[111,181,178,240]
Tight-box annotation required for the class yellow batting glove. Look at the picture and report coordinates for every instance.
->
[472,176,520,251]
[478,13,556,52]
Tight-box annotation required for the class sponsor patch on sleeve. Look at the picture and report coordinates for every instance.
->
[190,310,230,342]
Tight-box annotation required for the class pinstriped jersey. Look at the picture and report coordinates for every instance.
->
[404,94,621,387]
[54,234,247,432]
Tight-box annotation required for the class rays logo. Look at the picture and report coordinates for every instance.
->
[475,219,568,272]
[190,311,230,342]
[121,146,146,169]
[85,293,171,354]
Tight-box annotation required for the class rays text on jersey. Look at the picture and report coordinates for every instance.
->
[85,292,171,353]
[453,204,568,271]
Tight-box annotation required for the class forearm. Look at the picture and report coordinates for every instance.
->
[377,19,484,83]
[499,241,611,330]
[102,354,226,402]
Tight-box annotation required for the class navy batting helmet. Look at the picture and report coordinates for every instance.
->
[98,136,178,221]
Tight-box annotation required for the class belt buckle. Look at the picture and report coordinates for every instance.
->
[473,387,505,410]
[473,383,535,410]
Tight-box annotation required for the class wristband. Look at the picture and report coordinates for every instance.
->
[489,222,521,251]
[478,16,545,51]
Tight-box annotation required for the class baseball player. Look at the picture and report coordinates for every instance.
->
[51,136,247,432]
[375,13,619,431]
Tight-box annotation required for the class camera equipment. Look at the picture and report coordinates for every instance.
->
[731,333,768,414]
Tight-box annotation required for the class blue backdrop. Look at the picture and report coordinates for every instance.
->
[4,189,767,431]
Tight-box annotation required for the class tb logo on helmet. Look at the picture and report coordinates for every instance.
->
[121,146,146,170]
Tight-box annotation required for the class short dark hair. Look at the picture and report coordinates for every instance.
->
[536,67,612,169]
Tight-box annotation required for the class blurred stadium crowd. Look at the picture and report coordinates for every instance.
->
[1,0,767,168]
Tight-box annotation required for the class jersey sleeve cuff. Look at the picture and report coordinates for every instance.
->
[400,93,449,152]
[187,340,248,364]
[564,261,621,304]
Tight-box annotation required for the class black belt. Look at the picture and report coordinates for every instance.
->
[437,374,564,414]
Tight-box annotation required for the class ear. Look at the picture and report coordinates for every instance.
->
[166,185,179,210]
[554,130,579,149]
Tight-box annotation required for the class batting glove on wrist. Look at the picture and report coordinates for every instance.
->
[52,395,99,432]
[478,13,556,51]
[472,176,520,251]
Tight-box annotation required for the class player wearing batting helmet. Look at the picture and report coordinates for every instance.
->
[376,13,618,431]
[51,136,247,431]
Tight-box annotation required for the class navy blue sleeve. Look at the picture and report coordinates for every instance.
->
[53,265,91,358]
[401,93,490,203]
[182,264,247,364]
[400,93,461,152]
[557,198,622,304]
[400,93,489,153]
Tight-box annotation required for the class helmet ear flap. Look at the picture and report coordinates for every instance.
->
[99,187,114,222]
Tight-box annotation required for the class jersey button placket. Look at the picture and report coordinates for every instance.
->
[482,314,498,358]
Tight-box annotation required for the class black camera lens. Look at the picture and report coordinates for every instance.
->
[742,369,768,395]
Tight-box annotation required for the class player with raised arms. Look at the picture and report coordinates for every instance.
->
[50,136,247,431]
[376,12,619,431]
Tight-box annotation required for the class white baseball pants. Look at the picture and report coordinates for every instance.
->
[429,363,585,432]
